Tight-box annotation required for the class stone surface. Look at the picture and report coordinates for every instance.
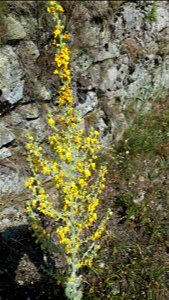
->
[0,126,16,148]
[78,91,98,117]
[23,41,40,62]
[100,66,118,91]
[0,46,22,86]
[33,79,51,101]
[0,147,12,159]
[0,164,25,201]
[3,81,24,104]
[2,206,18,216]
[16,103,40,120]
[5,16,26,40]
[0,46,24,112]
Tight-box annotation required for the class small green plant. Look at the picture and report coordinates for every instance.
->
[25,2,112,299]
[146,2,158,22]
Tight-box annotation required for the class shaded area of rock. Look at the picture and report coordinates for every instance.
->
[0,224,66,299]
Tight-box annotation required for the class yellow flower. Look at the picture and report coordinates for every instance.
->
[94,130,99,136]
[74,136,82,145]
[84,168,91,178]
[91,225,106,241]
[28,135,34,141]
[45,210,55,218]
[64,33,72,39]
[42,166,51,175]
[84,259,92,267]
[32,150,38,156]
[99,183,105,189]
[89,147,94,154]
[39,194,46,201]
[77,223,82,232]
[58,4,64,12]
[51,162,57,172]
[108,209,113,216]
[66,152,72,163]
[48,118,55,127]
[32,199,37,207]
[76,161,83,173]
[79,129,84,135]
[89,213,97,223]
[86,137,91,144]
[74,244,79,249]
[91,162,96,170]
[69,277,75,282]
[54,69,59,75]
[26,206,31,213]
[24,179,30,188]
[39,188,45,194]
[78,178,87,187]
[76,262,82,268]
[26,143,31,150]
[63,226,69,234]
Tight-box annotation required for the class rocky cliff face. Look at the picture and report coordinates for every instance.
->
[0,0,169,226]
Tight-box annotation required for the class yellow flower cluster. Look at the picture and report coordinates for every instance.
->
[47,1,64,14]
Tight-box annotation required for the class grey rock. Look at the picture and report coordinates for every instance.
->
[16,103,40,120]
[3,81,24,104]
[155,6,169,32]
[123,5,136,32]
[0,46,22,85]
[0,218,10,226]
[72,52,93,73]
[78,91,98,117]
[3,206,18,215]
[24,41,40,61]
[82,64,101,89]
[0,147,12,159]
[0,126,16,148]
[33,79,51,101]
[94,43,120,62]
[100,66,118,91]
[114,16,124,39]
[25,117,48,141]
[5,16,26,40]
[97,117,108,138]
[0,165,25,200]
[2,112,23,126]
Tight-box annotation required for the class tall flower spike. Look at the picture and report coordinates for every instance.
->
[25,2,112,300]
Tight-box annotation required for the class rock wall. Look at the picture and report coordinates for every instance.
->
[1,0,169,227]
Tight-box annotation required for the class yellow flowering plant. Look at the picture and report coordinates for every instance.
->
[25,1,112,299]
